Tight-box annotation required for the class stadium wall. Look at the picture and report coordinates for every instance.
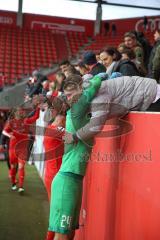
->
[75,112,160,240]
[0,10,159,37]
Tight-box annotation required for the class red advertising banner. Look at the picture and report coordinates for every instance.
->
[102,15,160,35]
[0,10,17,27]
[23,13,94,36]
[75,112,160,240]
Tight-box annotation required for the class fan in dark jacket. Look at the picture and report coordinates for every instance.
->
[100,47,140,77]
[24,73,48,103]
[82,51,106,76]
[113,59,139,76]
[28,73,48,97]
[148,30,160,82]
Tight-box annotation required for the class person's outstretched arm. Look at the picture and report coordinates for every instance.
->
[71,75,102,119]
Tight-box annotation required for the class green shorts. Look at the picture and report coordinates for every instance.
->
[48,172,83,234]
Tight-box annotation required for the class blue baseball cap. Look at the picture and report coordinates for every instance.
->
[83,51,97,65]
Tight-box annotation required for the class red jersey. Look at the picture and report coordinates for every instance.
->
[3,108,40,163]
[44,124,64,200]
[44,124,64,161]
[4,119,29,143]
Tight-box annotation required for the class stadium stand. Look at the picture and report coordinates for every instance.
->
[0,27,89,86]
[85,31,154,52]
[0,27,57,84]
[85,34,123,51]
[67,31,88,56]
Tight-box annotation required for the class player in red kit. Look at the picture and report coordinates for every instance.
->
[2,107,40,193]
[44,97,68,240]
[44,114,65,200]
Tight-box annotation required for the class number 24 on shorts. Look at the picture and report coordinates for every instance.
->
[61,215,72,229]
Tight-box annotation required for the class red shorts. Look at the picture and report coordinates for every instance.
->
[44,157,62,200]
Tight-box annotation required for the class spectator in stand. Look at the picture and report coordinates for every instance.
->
[117,43,128,54]
[46,72,66,99]
[67,76,160,145]
[64,65,80,78]
[27,73,48,98]
[111,22,117,36]
[148,30,160,82]
[32,69,39,77]
[121,48,140,75]
[135,31,152,68]
[104,21,110,36]
[42,80,50,97]
[95,51,102,63]
[77,61,89,76]
[99,47,121,77]
[59,60,80,76]
[48,82,56,94]
[55,72,66,91]
[121,48,136,61]
[24,77,34,98]
[124,32,146,76]
[100,47,139,76]
[24,75,44,102]
[59,60,71,73]
[143,16,148,31]
[82,51,106,76]
[46,82,61,99]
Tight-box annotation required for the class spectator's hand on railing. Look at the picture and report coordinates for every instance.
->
[96,72,109,81]
[110,72,122,79]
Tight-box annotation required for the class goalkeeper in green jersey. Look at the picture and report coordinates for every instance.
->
[48,73,104,240]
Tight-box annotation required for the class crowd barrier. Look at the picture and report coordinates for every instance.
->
[74,112,160,240]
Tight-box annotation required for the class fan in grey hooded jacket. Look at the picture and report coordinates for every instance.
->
[64,76,158,143]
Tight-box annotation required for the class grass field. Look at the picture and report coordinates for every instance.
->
[0,162,49,240]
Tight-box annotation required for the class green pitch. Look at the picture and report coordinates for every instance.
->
[0,162,49,240]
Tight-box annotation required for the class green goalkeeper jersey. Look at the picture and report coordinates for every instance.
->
[60,76,102,176]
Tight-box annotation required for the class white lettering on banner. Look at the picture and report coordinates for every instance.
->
[0,16,13,24]
[135,18,160,32]
[31,21,85,32]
